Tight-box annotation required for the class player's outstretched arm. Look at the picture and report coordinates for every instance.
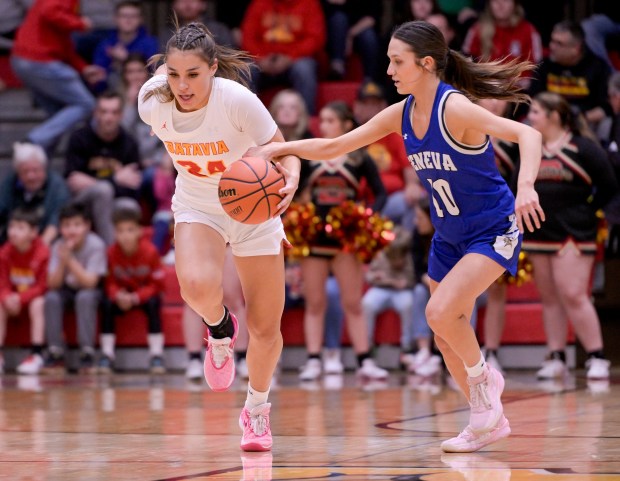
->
[246,100,406,162]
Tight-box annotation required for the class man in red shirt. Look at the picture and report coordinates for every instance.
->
[241,0,326,114]
[10,0,105,155]
[0,208,49,375]
[100,207,165,374]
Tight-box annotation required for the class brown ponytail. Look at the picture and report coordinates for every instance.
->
[393,20,533,104]
[144,22,253,104]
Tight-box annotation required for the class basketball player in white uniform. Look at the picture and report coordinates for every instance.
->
[138,22,300,452]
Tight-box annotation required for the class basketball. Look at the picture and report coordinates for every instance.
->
[218,157,286,224]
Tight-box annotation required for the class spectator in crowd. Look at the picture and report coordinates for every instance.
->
[241,0,326,114]
[10,0,106,155]
[44,202,107,373]
[119,53,162,164]
[73,0,118,63]
[426,11,462,50]
[165,0,236,48]
[65,90,142,245]
[268,89,313,142]
[322,0,382,81]
[404,196,443,377]
[295,101,387,382]
[150,151,175,257]
[362,227,415,362]
[524,92,618,381]
[99,207,165,374]
[353,81,423,231]
[581,0,620,72]
[0,142,70,245]
[603,72,620,257]
[528,21,612,130]
[462,0,543,74]
[93,1,159,92]
[0,208,48,375]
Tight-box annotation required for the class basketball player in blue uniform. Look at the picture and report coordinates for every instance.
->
[248,20,545,452]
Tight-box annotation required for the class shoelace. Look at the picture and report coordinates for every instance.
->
[469,379,491,411]
[250,412,269,436]
[208,337,233,367]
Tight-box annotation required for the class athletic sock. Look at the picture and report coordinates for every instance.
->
[356,351,371,367]
[204,306,235,339]
[245,383,269,410]
[465,353,486,378]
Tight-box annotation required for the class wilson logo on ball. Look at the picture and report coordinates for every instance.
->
[218,187,237,198]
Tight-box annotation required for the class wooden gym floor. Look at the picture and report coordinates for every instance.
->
[0,369,619,480]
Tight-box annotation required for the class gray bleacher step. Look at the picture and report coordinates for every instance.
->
[0,88,47,122]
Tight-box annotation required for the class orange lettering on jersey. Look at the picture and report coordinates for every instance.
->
[165,141,174,153]
[217,141,230,154]
[207,160,226,175]
[192,144,202,156]
[182,143,191,155]
[174,143,185,155]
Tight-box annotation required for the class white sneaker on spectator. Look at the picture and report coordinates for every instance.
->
[236,357,249,380]
[299,358,322,381]
[414,354,442,377]
[586,358,610,380]
[323,349,344,374]
[407,348,431,372]
[536,359,567,379]
[16,354,44,375]
[484,351,505,376]
[186,358,203,381]
[357,358,389,380]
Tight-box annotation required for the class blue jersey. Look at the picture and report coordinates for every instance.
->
[402,81,516,245]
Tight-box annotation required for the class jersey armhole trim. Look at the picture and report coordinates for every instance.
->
[439,90,489,155]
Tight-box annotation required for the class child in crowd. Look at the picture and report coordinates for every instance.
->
[406,197,443,376]
[362,227,414,361]
[100,207,166,373]
[44,203,107,373]
[0,208,49,375]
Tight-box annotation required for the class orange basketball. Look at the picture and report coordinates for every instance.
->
[218,157,286,224]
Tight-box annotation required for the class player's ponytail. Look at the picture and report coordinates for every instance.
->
[144,21,253,103]
[392,21,533,104]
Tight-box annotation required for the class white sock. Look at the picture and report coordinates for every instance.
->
[148,333,164,357]
[100,334,115,359]
[465,353,486,378]
[245,383,269,410]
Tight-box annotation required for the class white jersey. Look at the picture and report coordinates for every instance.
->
[138,75,278,214]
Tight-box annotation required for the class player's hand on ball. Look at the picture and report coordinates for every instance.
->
[245,143,278,162]
[273,162,299,216]
[515,186,545,233]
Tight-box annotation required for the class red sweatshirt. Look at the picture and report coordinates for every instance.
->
[0,238,49,305]
[463,20,543,65]
[11,0,89,73]
[106,238,164,304]
[241,0,326,60]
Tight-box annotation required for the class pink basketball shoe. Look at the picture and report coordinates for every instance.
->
[239,403,273,452]
[441,415,511,453]
[203,312,238,392]
[467,364,505,433]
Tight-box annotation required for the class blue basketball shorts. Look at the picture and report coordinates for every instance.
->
[428,214,522,283]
